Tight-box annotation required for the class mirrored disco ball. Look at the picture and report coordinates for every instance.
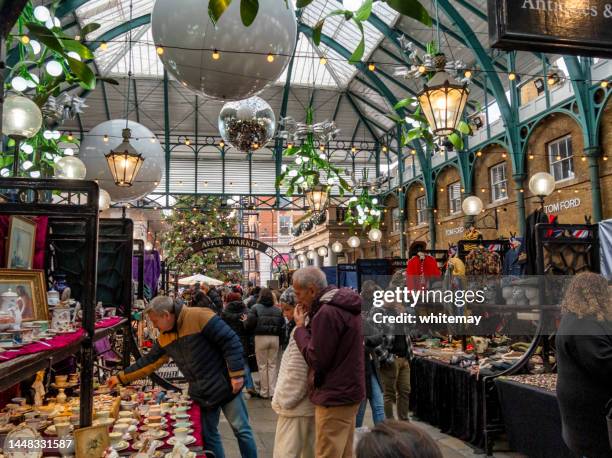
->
[151,0,297,100]
[219,97,275,152]
[79,119,163,203]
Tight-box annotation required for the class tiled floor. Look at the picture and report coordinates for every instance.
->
[215,396,527,458]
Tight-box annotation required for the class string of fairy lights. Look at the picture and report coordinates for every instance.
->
[11,30,612,87]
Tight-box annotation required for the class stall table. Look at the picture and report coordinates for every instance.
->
[495,378,576,458]
[0,318,127,392]
[410,356,497,450]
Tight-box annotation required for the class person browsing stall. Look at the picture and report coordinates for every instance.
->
[108,295,257,458]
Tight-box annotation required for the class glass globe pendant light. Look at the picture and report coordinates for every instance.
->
[528,172,555,210]
[331,241,343,253]
[55,156,87,179]
[98,188,111,211]
[348,235,360,248]
[462,195,483,216]
[2,94,43,176]
[368,227,382,242]
[417,55,469,137]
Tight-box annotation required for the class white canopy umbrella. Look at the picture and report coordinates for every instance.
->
[178,273,223,286]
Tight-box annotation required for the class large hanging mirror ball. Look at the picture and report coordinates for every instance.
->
[151,0,297,100]
[79,120,164,203]
[219,96,275,152]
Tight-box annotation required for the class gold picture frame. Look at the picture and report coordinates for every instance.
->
[6,216,37,269]
[0,269,48,321]
[74,424,110,458]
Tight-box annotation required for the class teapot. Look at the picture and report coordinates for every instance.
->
[1,289,23,330]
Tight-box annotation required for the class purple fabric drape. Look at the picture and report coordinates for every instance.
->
[132,250,161,298]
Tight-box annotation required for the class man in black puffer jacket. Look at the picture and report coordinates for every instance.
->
[221,292,257,398]
[245,288,285,399]
[108,296,257,458]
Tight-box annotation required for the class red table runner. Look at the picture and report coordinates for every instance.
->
[0,317,125,362]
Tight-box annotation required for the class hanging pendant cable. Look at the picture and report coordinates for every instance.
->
[124,0,134,129]
[435,0,441,52]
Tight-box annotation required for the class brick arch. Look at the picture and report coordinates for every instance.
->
[524,112,585,180]
[521,110,584,156]
[433,165,462,217]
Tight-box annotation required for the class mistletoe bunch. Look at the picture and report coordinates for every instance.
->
[3,1,115,177]
[276,108,351,197]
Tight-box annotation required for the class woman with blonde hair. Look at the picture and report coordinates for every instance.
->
[556,272,612,458]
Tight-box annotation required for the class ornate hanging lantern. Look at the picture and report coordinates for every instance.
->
[417,54,469,137]
[105,128,144,187]
[304,185,329,213]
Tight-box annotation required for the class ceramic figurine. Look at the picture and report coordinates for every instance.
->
[32,370,46,406]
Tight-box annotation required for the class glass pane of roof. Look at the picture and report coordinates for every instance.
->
[276,34,338,88]
[79,0,398,89]
[76,0,154,40]
[106,26,166,76]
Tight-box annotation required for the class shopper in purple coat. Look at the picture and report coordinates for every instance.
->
[292,266,365,458]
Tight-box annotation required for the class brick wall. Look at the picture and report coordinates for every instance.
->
[405,181,428,248]
[355,103,612,257]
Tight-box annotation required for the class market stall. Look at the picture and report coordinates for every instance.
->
[0,178,198,457]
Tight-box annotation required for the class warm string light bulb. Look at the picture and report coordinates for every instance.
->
[418,65,426,74]
[368,62,376,71]
[319,56,328,65]
[219,141,225,148]
[67,132,74,141]
[156,46,164,55]
[508,72,517,81]
[267,53,275,63]
[21,35,30,45]
[103,134,109,142]
[100,42,108,51]
[464,70,472,78]
[601,80,608,88]
[212,49,220,60]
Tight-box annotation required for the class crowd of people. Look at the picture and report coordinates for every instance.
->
[109,269,612,458]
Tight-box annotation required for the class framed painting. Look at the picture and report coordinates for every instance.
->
[0,269,48,321]
[74,424,110,458]
[6,216,36,269]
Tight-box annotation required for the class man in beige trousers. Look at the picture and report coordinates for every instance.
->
[293,267,365,458]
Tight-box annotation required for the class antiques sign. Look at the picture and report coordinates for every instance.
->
[488,0,612,57]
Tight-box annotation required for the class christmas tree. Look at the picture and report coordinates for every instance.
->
[161,196,242,282]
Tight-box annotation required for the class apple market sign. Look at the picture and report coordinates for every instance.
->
[544,197,581,214]
[488,0,612,57]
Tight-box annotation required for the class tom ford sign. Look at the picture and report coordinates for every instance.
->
[544,197,581,213]
[488,0,612,57]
